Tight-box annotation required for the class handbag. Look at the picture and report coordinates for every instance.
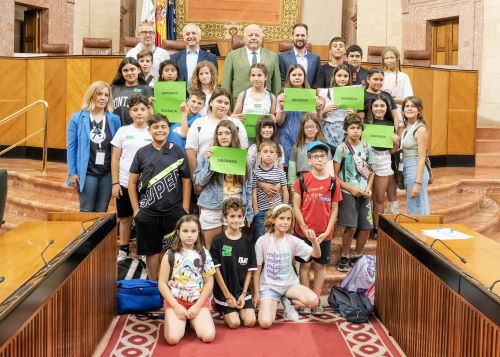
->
[117,279,163,315]
[344,141,374,180]
[328,286,374,323]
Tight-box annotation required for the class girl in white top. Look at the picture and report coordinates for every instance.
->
[233,63,277,117]
[188,61,218,116]
[254,204,320,328]
[381,47,414,125]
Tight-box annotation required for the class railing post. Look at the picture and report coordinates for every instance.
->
[42,100,49,176]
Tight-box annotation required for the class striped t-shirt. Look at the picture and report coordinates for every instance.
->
[252,166,287,211]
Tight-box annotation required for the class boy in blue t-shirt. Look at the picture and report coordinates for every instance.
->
[167,91,206,148]
[333,114,374,272]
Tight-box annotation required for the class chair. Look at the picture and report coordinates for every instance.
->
[161,40,186,55]
[0,169,7,228]
[367,46,385,63]
[403,50,431,67]
[230,35,245,50]
[278,41,312,53]
[40,43,69,56]
[82,38,112,55]
[123,37,140,54]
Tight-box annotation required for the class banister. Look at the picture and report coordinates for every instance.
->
[0,100,49,175]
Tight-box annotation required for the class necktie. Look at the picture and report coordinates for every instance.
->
[252,51,257,65]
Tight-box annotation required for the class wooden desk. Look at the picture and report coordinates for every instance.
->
[377,216,500,357]
[0,214,117,357]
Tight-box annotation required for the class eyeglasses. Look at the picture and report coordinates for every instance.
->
[310,154,327,160]
[140,31,155,36]
[304,125,317,130]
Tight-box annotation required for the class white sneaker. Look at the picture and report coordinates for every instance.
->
[387,201,400,215]
[117,249,128,262]
[298,307,311,315]
[282,298,299,322]
[312,303,324,316]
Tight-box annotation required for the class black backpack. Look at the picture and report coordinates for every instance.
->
[298,175,337,204]
[328,286,374,323]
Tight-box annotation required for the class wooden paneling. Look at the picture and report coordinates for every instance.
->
[45,59,67,149]
[25,59,45,147]
[66,58,91,128]
[432,18,459,66]
[187,0,281,23]
[0,60,27,146]
[447,71,477,155]
[430,70,449,155]
[91,57,121,84]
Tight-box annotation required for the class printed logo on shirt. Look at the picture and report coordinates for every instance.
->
[126,135,135,140]
[222,245,232,257]
[139,158,184,208]
[133,88,142,93]
[90,122,106,144]
[238,257,248,266]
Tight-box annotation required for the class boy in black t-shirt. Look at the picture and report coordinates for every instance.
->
[210,198,257,329]
[128,114,192,281]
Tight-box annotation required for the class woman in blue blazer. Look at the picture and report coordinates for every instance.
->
[67,81,121,212]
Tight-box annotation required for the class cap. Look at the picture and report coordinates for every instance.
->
[306,141,330,154]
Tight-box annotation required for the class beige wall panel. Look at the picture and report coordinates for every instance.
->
[25,59,45,147]
[430,70,449,155]
[0,60,27,147]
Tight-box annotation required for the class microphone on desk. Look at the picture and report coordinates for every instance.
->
[394,213,420,223]
[0,276,4,283]
[80,216,101,232]
[41,239,55,268]
[430,239,467,264]
[489,280,500,293]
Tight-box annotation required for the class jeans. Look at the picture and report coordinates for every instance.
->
[79,172,112,212]
[403,157,430,215]
[252,209,268,244]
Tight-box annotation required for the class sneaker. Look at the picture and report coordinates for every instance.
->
[371,228,378,240]
[387,201,400,215]
[337,256,350,272]
[298,307,311,315]
[117,249,128,261]
[350,254,361,267]
[312,303,324,316]
[282,298,299,321]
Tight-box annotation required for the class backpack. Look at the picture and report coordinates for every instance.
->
[166,248,206,281]
[340,255,376,295]
[328,286,374,323]
[298,174,337,205]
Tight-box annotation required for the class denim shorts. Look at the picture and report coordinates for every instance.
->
[260,286,289,302]
[403,157,430,215]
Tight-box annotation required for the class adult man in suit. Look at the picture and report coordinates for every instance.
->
[222,24,281,103]
[126,20,170,80]
[170,23,218,84]
[279,23,320,88]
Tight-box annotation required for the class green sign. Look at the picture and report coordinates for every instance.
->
[333,86,364,110]
[242,114,262,138]
[284,88,316,112]
[153,81,186,123]
[209,147,247,175]
[363,124,394,148]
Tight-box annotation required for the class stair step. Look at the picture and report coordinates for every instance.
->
[476,128,500,140]
[476,139,500,154]
[475,153,500,167]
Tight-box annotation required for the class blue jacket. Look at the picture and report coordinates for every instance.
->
[170,49,218,82]
[279,49,321,88]
[193,157,254,224]
[66,110,121,191]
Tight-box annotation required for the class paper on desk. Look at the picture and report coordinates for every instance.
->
[421,229,472,240]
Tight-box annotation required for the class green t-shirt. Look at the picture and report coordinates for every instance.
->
[333,141,374,192]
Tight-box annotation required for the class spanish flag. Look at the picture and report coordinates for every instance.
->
[155,0,167,46]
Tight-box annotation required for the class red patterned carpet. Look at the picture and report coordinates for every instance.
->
[96,308,405,357]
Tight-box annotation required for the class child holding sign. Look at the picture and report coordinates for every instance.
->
[254,204,320,328]
[365,95,399,237]
[193,120,253,248]
[319,64,356,155]
[167,91,206,149]
[247,115,284,170]
[158,60,180,82]
[333,114,374,272]
[233,64,277,117]
[276,64,324,168]
[210,198,257,329]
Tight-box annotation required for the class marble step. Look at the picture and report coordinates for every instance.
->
[475,153,500,167]
[476,139,500,154]
[476,128,500,140]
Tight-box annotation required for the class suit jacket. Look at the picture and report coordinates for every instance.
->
[170,49,218,82]
[221,47,281,102]
[279,49,320,88]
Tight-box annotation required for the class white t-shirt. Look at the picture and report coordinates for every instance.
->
[126,44,170,80]
[185,116,249,161]
[382,71,413,121]
[319,88,349,123]
[110,125,152,187]
[255,233,312,294]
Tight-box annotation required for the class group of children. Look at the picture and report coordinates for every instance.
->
[103,37,427,345]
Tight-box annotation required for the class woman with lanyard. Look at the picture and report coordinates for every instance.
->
[67,81,121,212]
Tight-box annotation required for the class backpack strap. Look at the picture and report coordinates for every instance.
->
[299,174,336,204]
[241,89,248,108]
[167,249,175,281]
[299,175,307,198]
[328,176,337,200]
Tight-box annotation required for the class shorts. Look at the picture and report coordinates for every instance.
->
[338,193,373,230]
[199,208,224,230]
[294,236,332,265]
[164,297,211,310]
[260,287,289,302]
[116,186,133,218]
[214,295,254,315]
[134,209,185,255]
[371,150,393,177]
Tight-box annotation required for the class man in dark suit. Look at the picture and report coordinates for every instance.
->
[170,23,218,84]
[279,23,320,88]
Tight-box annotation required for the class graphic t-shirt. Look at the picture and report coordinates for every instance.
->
[129,142,190,216]
[333,141,374,193]
[210,232,256,304]
[255,233,312,294]
[293,172,342,240]
[252,166,287,211]
[110,124,152,186]
[168,248,215,302]
[111,84,153,125]
[87,117,113,176]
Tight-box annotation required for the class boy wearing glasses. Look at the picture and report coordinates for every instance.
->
[292,141,342,315]
[126,21,170,80]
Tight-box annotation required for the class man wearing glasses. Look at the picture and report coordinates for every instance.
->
[126,21,170,80]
